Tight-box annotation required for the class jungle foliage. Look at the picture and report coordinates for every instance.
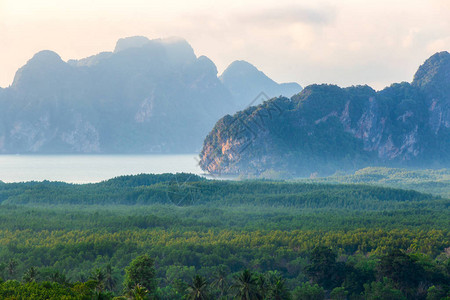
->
[0,173,447,299]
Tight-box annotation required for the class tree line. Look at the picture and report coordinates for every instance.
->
[0,246,449,299]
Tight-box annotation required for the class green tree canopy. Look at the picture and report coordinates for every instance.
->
[124,255,157,295]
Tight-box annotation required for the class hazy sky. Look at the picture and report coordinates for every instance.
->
[1,0,449,90]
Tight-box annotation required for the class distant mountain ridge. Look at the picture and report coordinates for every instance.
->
[220,60,302,108]
[199,51,450,176]
[0,36,301,154]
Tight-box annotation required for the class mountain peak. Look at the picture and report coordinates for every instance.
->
[113,36,196,66]
[11,50,68,90]
[220,60,302,108]
[196,55,218,75]
[220,60,263,81]
[114,36,151,53]
[158,37,196,65]
[22,50,65,69]
[32,50,63,62]
[412,51,450,89]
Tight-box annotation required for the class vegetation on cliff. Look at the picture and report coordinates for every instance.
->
[200,51,450,176]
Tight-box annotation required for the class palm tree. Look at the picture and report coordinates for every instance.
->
[231,269,261,300]
[130,283,149,300]
[7,259,17,279]
[267,278,290,300]
[90,268,106,292]
[23,266,39,283]
[49,270,68,285]
[104,263,117,291]
[256,273,269,299]
[264,271,290,300]
[212,267,228,298]
[186,275,210,300]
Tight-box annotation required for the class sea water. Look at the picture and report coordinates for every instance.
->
[0,154,204,183]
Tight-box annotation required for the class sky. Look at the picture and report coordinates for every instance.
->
[1,0,449,90]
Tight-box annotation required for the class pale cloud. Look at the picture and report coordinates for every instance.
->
[234,5,336,26]
[402,28,420,48]
[432,0,450,11]
[427,38,450,54]
[0,0,449,90]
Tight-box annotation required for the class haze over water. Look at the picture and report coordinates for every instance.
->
[0,155,203,183]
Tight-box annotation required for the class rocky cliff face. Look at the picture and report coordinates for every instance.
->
[199,51,450,176]
[412,52,450,134]
[0,36,300,154]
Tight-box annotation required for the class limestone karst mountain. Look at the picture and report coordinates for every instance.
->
[199,51,450,176]
[0,36,301,153]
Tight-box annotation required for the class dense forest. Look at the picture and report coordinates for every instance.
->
[301,167,450,198]
[0,173,448,299]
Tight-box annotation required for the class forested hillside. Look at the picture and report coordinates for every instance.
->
[303,167,450,198]
[0,173,440,208]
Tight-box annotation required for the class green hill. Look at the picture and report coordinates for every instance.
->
[303,167,450,198]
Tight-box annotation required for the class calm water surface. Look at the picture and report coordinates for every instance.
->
[0,155,204,183]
